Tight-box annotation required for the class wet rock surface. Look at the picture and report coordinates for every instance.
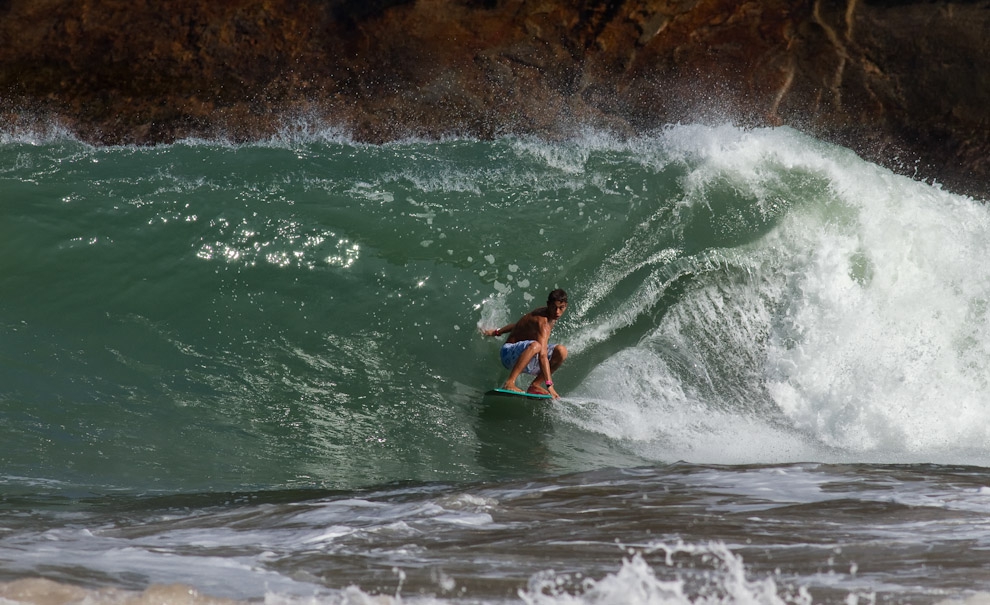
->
[1,0,988,197]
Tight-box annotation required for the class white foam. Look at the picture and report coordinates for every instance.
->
[519,541,840,605]
[761,143,990,457]
[564,125,990,465]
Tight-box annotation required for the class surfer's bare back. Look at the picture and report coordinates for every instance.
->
[483,289,568,398]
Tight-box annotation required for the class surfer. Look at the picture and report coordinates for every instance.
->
[483,289,568,398]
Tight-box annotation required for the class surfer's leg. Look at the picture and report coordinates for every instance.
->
[549,345,568,372]
[528,345,567,394]
[502,340,541,392]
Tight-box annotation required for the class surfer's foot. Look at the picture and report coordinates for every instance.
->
[526,384,550,396]
[501,383,524,393]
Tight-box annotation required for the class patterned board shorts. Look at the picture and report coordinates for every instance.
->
[499,340,557,375]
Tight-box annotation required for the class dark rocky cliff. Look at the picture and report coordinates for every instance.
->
[2,0,989,196]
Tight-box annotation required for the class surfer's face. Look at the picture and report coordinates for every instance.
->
[548,301,567,320]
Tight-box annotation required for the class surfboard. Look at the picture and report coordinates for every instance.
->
[483,388,552,400]
[480,387,553,420]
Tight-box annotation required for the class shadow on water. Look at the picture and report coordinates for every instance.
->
[474,393,556,477]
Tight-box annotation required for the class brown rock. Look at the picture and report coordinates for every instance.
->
[1,0,988,197]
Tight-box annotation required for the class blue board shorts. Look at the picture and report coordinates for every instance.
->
[500,341,557,375]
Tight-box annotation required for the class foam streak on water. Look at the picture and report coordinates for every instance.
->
[4,463,990,603]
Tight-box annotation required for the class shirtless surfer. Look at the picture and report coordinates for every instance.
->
[483,289,568,398]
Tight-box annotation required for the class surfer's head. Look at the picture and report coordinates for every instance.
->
[547,289,568,320]
[548,289,567,305]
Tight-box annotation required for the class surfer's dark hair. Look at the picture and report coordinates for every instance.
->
[547,289,568,305]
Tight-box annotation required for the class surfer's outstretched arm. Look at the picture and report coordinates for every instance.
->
[484,323,515,338]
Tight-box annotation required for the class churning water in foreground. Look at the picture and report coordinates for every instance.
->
[2,123,990,604]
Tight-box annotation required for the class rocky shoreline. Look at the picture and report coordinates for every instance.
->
[2,0,989,198]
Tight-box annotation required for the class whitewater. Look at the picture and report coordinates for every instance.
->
[2,123,990,604]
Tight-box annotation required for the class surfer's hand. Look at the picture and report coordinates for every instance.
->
[549,386,560,399]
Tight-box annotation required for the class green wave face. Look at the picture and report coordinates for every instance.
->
[2,125,989,496]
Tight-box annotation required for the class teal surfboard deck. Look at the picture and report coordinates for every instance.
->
[484,388,552,400]
[480,388,554,421]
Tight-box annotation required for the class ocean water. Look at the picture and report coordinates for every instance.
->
[3,122,990,604]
